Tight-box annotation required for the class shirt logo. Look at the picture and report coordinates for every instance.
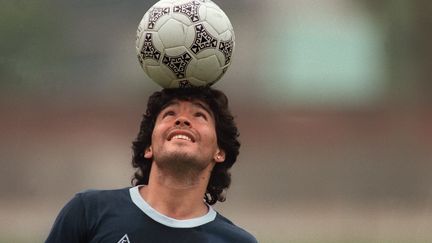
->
[117,234,130,243]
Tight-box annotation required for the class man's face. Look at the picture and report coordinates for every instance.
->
[144,99,225,172]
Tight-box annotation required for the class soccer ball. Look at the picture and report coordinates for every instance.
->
[136,0,235,88]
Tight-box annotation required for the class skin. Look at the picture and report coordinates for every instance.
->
[140,99,225,219]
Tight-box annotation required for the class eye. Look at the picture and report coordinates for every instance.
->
[162,110,175,118]
[194,111,207,120]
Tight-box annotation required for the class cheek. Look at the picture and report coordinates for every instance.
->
[152,126,164,144]
[152,120,167,137]
[150,124,165,148]
[204,128,218,146]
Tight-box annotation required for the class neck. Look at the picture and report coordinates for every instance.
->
[139,162,213,219]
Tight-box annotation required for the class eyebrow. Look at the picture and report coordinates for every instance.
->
[162,100,213,118]
[192,101,213,118]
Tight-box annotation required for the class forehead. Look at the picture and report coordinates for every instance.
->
[161,99,213,115]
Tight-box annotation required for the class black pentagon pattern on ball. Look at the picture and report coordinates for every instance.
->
[138,33,161,63]
[173,1,201,23]
[137,54,144,66]
[179,80,193,88]
[162,52,192,79]
[218,39,234,65]
[190,24,217,54]
[148,7,170,29]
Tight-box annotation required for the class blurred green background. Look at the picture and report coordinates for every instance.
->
[1,0,431,242]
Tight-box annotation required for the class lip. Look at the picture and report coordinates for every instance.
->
[167,129,196,143]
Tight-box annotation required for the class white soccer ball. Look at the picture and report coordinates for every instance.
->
[136,0,235,88]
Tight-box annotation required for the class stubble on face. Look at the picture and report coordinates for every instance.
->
[153,150,213,187]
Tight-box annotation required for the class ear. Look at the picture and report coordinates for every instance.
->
[214,149,226,163]
[144,146,153,159]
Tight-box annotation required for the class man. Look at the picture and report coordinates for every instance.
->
[46,87,257,243]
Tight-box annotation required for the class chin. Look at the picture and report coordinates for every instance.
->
[155,150,210,172]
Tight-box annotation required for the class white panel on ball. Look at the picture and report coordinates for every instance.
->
[192,55,223,81]
[186,77,208,87]
[219,30,233,41]
[158,19,188,48]
[204,6,230,34]
[164,46,189,57]
[147,65,173,88]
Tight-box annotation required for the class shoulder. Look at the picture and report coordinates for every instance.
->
[73,187,131,212]
[46,187,132,243]
[76,187,129,202]
[211,213,258,243]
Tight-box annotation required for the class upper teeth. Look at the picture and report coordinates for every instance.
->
[172,134,191,141]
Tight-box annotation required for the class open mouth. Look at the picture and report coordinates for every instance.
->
[168,131,195,142]
[171,134,192,142]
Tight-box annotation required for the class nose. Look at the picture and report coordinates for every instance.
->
[175,117,191,127]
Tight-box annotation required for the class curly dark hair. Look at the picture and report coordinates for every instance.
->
[131,87,240,205]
